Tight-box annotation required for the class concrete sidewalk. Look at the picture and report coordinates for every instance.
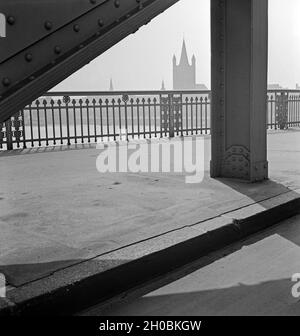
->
[0,129,299,314]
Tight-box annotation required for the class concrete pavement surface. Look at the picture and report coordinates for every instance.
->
[0,129,299,288]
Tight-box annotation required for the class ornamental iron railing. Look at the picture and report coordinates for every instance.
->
[1,90,300,150]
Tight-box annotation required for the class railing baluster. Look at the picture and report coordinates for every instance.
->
[118,98,122,140]
[5,118,13,150]
[141,98,146,139]
[124,98,128,141]
[79,99,84,144]
[195,97,199,135]
[296,94,300,127]
[294,95,296,127]
[275,93,278,130]
[180,94,184,137]
[51,99,56,146]
[14,113,20,149]
[159,95,163,139]
[297,95,299,127]
[148,98,152,139]
[191,97,194,135]
[86,99,90,143]
[270,95,273,129]
[154,97,157,138]
[106,99,110,141]
[93,99,97,143]
[185,97,189,136]
[200,97,204,134]
[29,103,34,147]
[0,122,4,149]
[58,99,63,145]
[205,97,208,134]
[294,94,296,126]
[65,98,71,146]
[295,95,298,127]
[21,109,27,149]
[175,98,179,137]
[36,100,42,147]
[112,98,116,141]
[130,98,134,140]
[137,98,140,139]
[296,95,298,127]
[288,94,292,127]
[72,99,77,145]
[99,99,103,141]
[43,100,49,146]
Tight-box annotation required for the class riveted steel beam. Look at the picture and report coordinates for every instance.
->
[0,0,179,123]
[210,0,269,182]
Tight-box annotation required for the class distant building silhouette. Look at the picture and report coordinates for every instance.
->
[268,84,283,90]
[109,78,114,91]
[161,80,166,91]
[173,40,207,91]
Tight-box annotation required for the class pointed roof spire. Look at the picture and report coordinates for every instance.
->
[179,39,189,66]
[109,78,114,91]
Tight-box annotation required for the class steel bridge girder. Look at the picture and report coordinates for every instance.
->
[0,0,179,123]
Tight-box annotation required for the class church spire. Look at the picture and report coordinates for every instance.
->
[179,39,189,66]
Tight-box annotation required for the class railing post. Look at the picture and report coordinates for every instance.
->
[63,95,71,146]
[275,91,289,130]
[5,118,13,150]
[168,94,175,138]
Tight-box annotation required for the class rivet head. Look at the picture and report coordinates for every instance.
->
[98,19,104,27]
[44,21,53,30]
[2,78,11,87]
[90,0,97,3]
[114,0,120,8]
[54,46,61,54]
[73,24,80,32]
[25,53,33,62]
[7,16,15,25]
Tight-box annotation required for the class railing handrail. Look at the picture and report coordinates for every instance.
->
[43,89,300,97]
[267,89,300,93]
[43,90,211,97]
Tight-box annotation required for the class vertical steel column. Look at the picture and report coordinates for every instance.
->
[211,0,269,182]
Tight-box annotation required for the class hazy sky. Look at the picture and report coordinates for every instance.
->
[53,0,300,92]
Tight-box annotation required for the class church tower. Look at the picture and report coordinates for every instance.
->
[173,39,197,90]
